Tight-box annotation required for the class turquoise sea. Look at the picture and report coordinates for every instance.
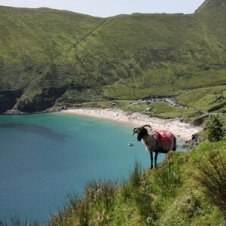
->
[0,113,185,223]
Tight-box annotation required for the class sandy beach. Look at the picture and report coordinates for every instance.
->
[61,108,202,141]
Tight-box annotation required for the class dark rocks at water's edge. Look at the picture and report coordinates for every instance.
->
[17,87,67,113]
[4,109,25,115]
[0,90,22,113]
[182,133,204,149]
[0,85,68,115]
[1,105,71,115]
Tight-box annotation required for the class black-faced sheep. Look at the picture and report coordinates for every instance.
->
[133,125,176,168]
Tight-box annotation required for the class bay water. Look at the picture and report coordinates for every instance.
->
[0,113,185,223]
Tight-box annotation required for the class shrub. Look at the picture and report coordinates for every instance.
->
[206,115,224,142]
[194,151,226,215]
[84,181,116,211]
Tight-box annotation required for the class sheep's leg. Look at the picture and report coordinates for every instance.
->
[154,152,158,167]
[173,136,177,151]
[149,151,153,169]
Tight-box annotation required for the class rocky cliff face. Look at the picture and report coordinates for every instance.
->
[0,90,22,113]
[17,87,66,112]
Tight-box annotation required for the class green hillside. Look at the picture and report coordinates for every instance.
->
[0,0,225,117]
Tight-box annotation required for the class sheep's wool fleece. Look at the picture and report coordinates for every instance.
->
[142,133,155,151]
[143,130,174,153]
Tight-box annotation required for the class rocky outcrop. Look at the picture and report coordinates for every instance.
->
[0,90,22,113]
[17,87,66,113]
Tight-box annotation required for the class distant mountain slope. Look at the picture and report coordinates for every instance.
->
[0,6,103,63]
[196,0,226,13]
[195,0,226,47]
[0,0,226,113]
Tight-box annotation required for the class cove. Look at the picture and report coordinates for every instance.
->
[0,113,185,223]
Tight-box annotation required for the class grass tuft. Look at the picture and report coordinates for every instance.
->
[84,180,116,211]
[153,151,182,197]
[194,151,226,215]
[130,161,143,188]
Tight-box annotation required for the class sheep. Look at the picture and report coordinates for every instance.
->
[133,125,176,169]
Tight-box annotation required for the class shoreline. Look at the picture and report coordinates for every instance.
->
[61,108,202,141]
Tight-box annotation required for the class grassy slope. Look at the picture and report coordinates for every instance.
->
[99,13,226,99]
[0,7,103,63]
[0,1,226,113]
[47,138,226,226]
[177,85,226,113]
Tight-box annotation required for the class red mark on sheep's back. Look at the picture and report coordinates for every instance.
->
[155,130,172,146]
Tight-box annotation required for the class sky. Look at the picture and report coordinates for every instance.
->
[0,0,205,18]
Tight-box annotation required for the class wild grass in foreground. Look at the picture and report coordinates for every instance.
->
[1,138,226,226]
[194,151,226,216]
[0,220,40,226]
[50,180,117,226]
[48,138,226,226]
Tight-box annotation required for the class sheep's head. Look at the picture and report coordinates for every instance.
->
[133,125,152,141]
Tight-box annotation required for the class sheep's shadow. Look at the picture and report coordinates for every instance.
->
[0,122,71,142]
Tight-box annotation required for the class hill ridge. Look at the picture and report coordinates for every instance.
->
[195,0,226,13]
[0,0,225,117]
